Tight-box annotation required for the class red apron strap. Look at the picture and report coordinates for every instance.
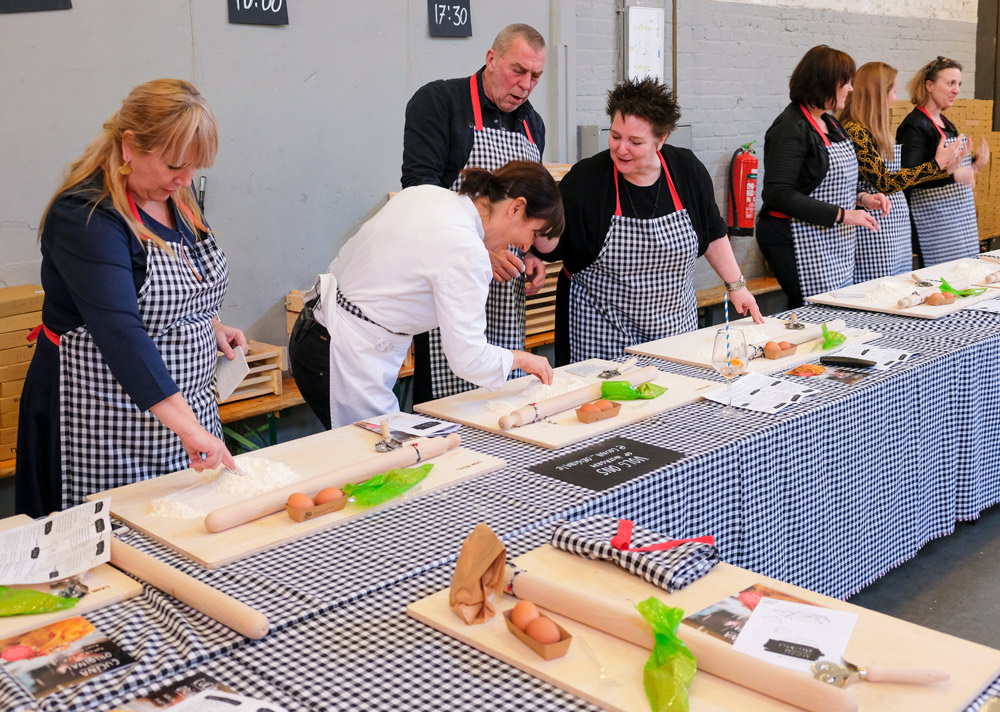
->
[798,104,832,147]
[610,518,715,552]
[612,165,623,217]
[127,191,203,282]
[916,106,948,140]
[469,75,483,131]
[126,190,142,222]
[522,119,535,144]
[27,323,60,347]
[658,152,683,211]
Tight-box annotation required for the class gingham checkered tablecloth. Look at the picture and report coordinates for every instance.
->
[3,302,1000,710]
[91,524,1000,712]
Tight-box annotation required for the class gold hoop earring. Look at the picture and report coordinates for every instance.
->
[118,160,132,176]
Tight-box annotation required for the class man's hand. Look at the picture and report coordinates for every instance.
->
[490,249,525,283]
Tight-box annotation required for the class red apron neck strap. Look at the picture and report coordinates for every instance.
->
[612,164,623,216]
[916,106,948,139]
[469,75,484,131]
[610,518,715,552]
[126,190,142,222]
[799,104,832,147]
[613,153,683,217]
[522,119,535,144]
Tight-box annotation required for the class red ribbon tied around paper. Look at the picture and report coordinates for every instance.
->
[610,519,715,552]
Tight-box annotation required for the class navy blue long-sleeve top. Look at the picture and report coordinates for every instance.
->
[39,178,202,410]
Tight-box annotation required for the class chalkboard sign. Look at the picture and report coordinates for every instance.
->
[228,0,288,26]
[529,437,684,491]
[428,0,471,38]
[0,0,70,12]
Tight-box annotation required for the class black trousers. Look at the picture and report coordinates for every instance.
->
[15,337,62,518]
[288,306,333,431]
[756,217,804,309]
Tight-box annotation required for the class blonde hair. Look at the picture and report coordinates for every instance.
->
[907,56,963,107]
[39,79,218,251]
[840,62,897,160]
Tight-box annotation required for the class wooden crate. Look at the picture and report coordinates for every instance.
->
[217,339,285,404]
[0,285,44,318]
[525,261,562,336]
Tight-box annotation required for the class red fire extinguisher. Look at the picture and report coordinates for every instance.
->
[727,141,758,235]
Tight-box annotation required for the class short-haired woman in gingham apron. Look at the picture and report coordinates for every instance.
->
[15,80,244,517]
[536,77,762,365]
[840,61,971,282]
[758,46,889,309]
[897,57,988,268]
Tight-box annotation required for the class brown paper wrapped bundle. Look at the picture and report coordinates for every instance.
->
[449,522,507,624]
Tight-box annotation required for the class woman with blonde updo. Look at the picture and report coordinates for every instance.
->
[840,61,971,280]
[16,79,245,517]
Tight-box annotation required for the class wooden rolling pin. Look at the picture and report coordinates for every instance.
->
[498,365,661,430]
[111,538,270,639]
[504,567,857,712]
[204,433,461,532]
[749,319,847,351]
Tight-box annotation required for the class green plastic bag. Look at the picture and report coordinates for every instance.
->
[343,463,433,507]
[821,323,846,350]
[637,597,697,712]
[0,586,78,617]
[601,381,667,401]
[940,277,986,298]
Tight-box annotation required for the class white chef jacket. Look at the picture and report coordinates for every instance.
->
[316,184,514,390]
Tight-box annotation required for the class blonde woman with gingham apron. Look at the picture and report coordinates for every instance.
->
[58,196,228,509]
[905,108,978,266]
[567,153,698,361]
[423,76,541,399]
[785,106,859,298]
[854,144,912,281]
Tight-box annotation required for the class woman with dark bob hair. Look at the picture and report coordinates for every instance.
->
[897,56,988,266]
[757,45,889,307]
[289,161,561,429]
[535,77,762,365]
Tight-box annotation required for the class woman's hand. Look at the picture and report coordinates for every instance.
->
[843,209,879,232]
[489,249,525,283]
[213,319,247,360]
[934,136,965,170]
[951,165,976,186]
[511,350,553,385]
[729,288,764,324]
[974,136,990,173]
[523,253,547,296]
[859,192,891,216]
[178,425,237,472]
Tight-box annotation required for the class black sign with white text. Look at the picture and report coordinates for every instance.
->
[0,0,70,12]
[428,0,471,37]
[228,0,288,26]
[530,437,684,491]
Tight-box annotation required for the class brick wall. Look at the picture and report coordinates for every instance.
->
[575,0,978,287]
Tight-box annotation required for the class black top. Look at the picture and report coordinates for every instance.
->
[38,176,203,410]
[535,145,727,274]
[897,108,959,192]
[759,102,853,227]
[401,66,546,189]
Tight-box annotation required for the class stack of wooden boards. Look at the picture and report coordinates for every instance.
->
[0,285,43,462]
[217,339,286,404]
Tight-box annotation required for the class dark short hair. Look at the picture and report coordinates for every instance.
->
[606,76,680,138]
[789,45,856,109]
[458,161,564,238]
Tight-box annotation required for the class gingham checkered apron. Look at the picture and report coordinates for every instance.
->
[791,107,858,299]
[59,203,227,509]
[855,144,913,281]
[426,75,542,399]
[568,153,698,361]
[909,120,977,266]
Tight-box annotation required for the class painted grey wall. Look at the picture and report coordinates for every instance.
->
[0,0,552,350]
[575,0,978,287]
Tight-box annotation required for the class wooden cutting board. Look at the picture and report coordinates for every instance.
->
[0,515,142,638]
[89,426,505,569]
[626,317,880,373]
[806,258,1000,319]
[413,360,716,450]
[408,546,1000,712]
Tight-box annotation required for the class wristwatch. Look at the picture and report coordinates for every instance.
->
[724,276,746,292]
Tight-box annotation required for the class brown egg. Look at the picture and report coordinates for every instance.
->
[594,399,615,411]
[925,292,946,306]
[510,600,540,631]
[525,616,561,645]
[578,403,600,413]
[778,341,793,350]
[314,487,343,505]
[286,492,314,509]
[764,341,780,351]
